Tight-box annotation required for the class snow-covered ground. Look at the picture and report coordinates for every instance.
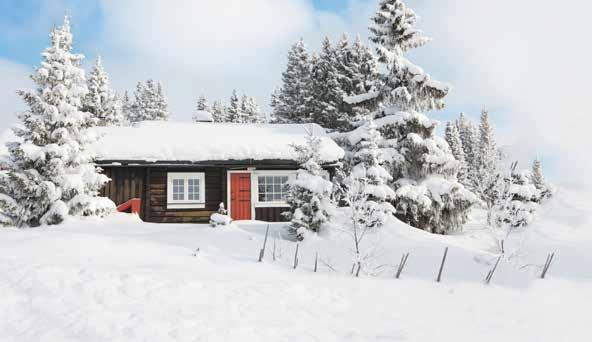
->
[1,187,590,341]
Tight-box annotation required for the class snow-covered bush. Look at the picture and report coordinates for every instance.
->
[495,162,540,228]
[0,16,114,227]
[284,127,335,239]
[531,158,554,201]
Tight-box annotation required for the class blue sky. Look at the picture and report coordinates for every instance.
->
[0,0,589,185]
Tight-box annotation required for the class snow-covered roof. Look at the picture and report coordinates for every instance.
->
[90,121,344,164]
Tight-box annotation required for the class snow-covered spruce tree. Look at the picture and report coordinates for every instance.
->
[211,100,227,123]
[121,90,134,124]
[474,109,502,225]
[226,90,243,123]
[82,56,124,126]
[345,116,396,228]
[271,39,311,123]
[335,34,380,131]
[284,127,335,239]
[456,112,479,187]
[347,0,477,234]
[531,158,553,201]
[131,80,169,122]
[307,37,345,130]
[240,95,263,123]
[195,95,210,112]
[444,121,468,186]
[0,16,114,227]
[495,162,540,228]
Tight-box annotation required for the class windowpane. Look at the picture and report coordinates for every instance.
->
[258,174,290,202]
[172,178,184,200]
[188,178,200,201]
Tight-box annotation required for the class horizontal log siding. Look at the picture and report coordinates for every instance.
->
[100,166,146,219]
[255,207,290,222]
[147,167,225,223]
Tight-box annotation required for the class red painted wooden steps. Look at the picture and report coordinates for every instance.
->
[116,198,141,214]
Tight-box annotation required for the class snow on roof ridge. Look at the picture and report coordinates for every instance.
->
[91,121,344,163]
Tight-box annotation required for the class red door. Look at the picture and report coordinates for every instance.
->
[230,173,251,220]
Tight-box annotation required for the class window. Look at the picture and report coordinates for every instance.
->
[257,175,289,202]
[167,173,205,209]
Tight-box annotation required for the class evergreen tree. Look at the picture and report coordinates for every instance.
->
[196,95,210,112]
[131,80,169,122]
[345,116,396,228]
[83,56,124,126]
[474,109,502,225]
[153,81,169,121]
[347,0,476,234]
[0,16,114,227]
[226,90,243,123]
[271,39,311,123]
[121,90,134,124]
[456,112,478,185]
[240,95,263,123]
[445,121,468,185]
[531,158,553,201]
[192,95,212,122]
[211,100,227,123]
[308,37,344,130]
[346,35,380,119]
[336,34,380,130]
[495,162,540,228]
[284,126,335,239]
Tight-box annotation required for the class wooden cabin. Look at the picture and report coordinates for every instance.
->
[92,121,344,223]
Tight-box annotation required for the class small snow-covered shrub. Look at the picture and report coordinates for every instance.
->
[284,127,335,239]
[210,213,232,227]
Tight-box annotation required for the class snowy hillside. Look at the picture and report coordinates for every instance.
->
[1,187,590,342]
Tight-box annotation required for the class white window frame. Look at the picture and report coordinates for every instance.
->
[167,172,206,209]
[253,170,296,208]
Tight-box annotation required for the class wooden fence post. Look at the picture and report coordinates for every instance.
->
[314,252,318,272]
[484,256,502,285]
[540,252,555,279]
[293,243,299,269]
[395,252,410,279]
[258,225,270,262]
[436,247,449,283]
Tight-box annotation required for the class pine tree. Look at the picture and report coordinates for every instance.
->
[475,109,502,225]
[336,34,380,130]
[284,126,335,239]
[131,80,169,122]
[271,39,311,123]
[531,158,553,201]
[495,162,540,228]
[345,116,396,228]
[83,56,124,126]
[121,90,134,124]
[192,95,212,122]
[307,37,344,130]
[0,16,114,227]
[456,112,478,185]
[240,95,263,123]
[211,100,227,123]
[153,81,169,121]
[195,95,210,112]
[445,121,468,186]
[347,0,476,234]
[226,90,242,123]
